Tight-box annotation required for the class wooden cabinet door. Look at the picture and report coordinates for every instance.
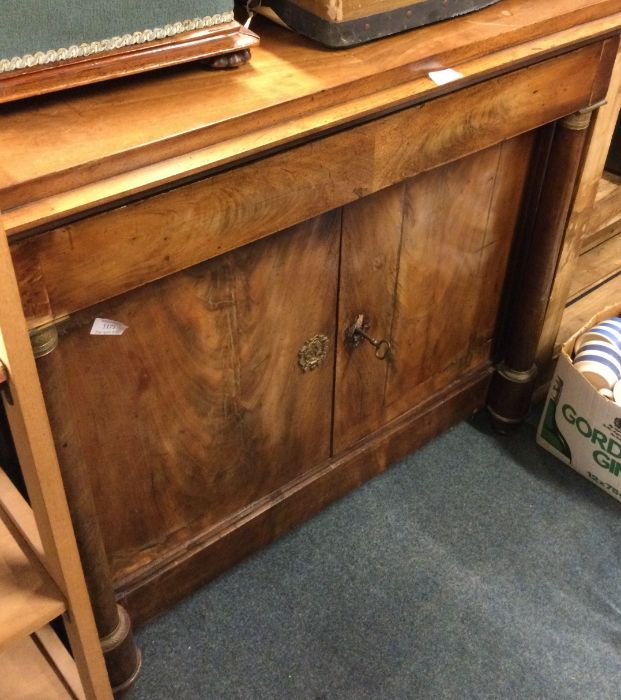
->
[334,136,533,452]
[39,211,340,585]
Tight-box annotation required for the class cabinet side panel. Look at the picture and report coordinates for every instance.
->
[39,212,340,582]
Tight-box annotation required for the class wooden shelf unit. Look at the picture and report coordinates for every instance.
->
[0,214,112,698]
[555,176,621,350]
[0,503,65,650]
[584,172,621,250]
[569,206,621,302]
[0,627,85,700]
[537,42,621,363]
[0,470,88,699]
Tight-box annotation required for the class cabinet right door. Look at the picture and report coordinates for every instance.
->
[334,135,534,453]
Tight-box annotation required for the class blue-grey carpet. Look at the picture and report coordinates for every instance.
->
[129,410,621,699]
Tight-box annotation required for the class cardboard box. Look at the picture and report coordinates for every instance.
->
[537,304,621,503]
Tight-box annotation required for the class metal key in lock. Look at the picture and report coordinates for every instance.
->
[346,314,392,360]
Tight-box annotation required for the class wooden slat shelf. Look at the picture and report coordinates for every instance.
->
[569,224,621,301]
[558,273,621,350]
[536,41,621,367]
[0,510,66,651]
[0,626,84,699]
[581,174,621,250]
[558,173,621,351]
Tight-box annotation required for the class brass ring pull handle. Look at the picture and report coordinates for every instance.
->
[345,314,392,360]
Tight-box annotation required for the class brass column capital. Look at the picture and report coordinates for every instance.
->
[561,99,607,131]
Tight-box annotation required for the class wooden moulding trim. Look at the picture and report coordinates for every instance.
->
[11,42,609,329]
[0,23,258,105]
[2,8,621,229]
[117,364,492,625]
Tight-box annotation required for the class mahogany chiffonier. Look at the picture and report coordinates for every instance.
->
[1,0,620,690]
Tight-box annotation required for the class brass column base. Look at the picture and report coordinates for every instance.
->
[101,604,142,697]
[487,363,538,433]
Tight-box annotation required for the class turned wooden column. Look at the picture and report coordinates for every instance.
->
[29,325,141,697]
[487,106,599,431]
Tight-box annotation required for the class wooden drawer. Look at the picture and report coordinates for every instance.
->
[12,41,608,330]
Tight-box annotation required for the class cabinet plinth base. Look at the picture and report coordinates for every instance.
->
[115,365,493,626]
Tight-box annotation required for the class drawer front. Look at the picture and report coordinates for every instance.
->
[12,40,609,329]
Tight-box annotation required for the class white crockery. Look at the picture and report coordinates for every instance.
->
[574,317,621,354]
[574,341,621,368]
[574,341,621,390]
[573,360,618,390]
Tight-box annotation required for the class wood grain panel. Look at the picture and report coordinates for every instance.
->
[12,42,604,330]
[334,135,533,451]
[41,212,340,582]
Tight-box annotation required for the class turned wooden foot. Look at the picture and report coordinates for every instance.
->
[203,48,251,69]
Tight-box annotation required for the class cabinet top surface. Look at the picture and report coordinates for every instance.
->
[0,0,620,228]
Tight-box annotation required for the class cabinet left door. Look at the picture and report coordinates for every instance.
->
[22,210,340,605]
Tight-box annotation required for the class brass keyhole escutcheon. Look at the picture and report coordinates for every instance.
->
[345,314,392,360]
[298,334,329,372]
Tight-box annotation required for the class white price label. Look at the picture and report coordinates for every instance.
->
[90,318,128,336]
[428,69,465,86]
